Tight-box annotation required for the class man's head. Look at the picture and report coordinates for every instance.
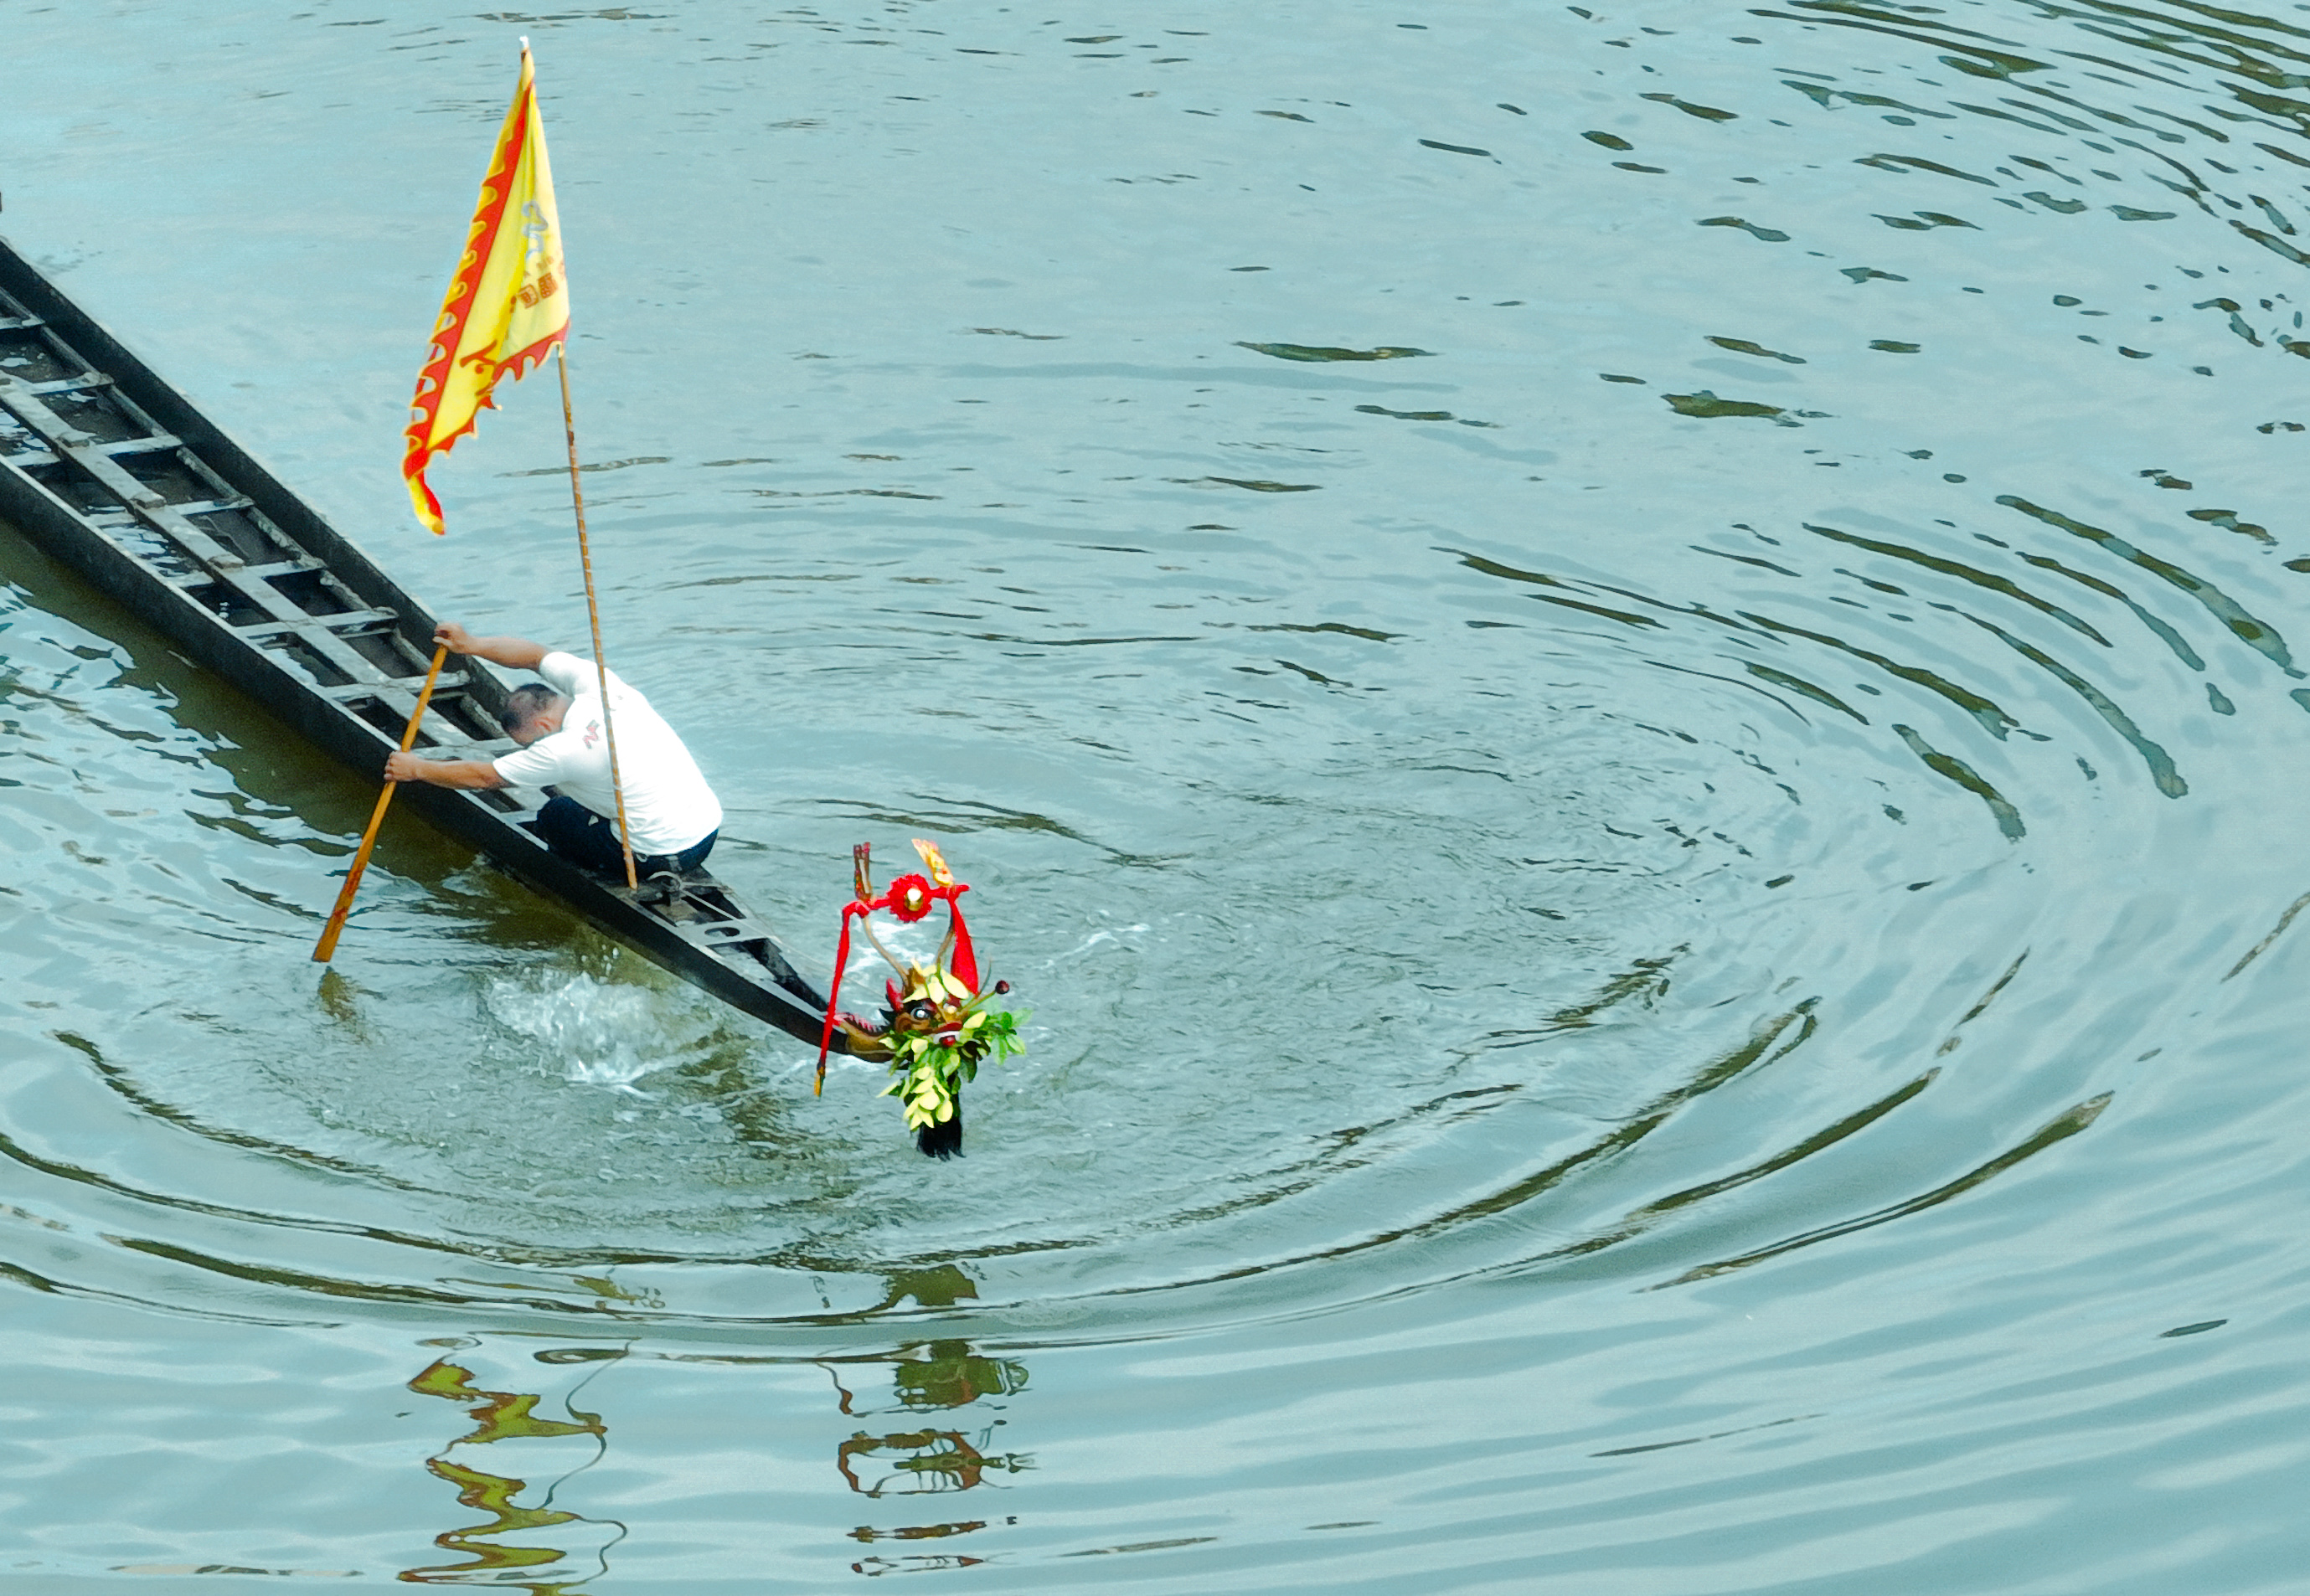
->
[500,684,570,746]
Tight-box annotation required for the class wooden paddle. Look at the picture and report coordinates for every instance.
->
[312,643,451,962]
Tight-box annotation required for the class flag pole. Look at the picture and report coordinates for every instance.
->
[554,340,639,891]
[312,644,451,961]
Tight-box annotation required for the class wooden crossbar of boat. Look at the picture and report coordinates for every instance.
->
[0,234,840,1048]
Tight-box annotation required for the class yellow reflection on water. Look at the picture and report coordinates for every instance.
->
[400,1346,626,1593]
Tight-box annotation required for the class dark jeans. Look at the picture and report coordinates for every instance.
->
[532,795,716,878]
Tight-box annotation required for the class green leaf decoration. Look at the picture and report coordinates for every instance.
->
[877,1001,1028,1138]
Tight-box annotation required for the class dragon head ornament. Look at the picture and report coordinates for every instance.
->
[817,839,1024,1157]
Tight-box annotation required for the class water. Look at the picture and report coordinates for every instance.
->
[3,0,2308,1588]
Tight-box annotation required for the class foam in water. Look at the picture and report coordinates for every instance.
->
[483,973,692,1094]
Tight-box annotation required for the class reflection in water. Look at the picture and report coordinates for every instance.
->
[836,1269,1031,1577]
[400,1341,626,1593]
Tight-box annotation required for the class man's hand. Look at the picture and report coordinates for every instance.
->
[433,620,477,656]
[384,750,425,783]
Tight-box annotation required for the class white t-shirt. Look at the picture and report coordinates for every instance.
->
[492,651,723,855]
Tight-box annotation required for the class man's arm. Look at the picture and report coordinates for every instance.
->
[434,621,549,671]
[384,751,507,790]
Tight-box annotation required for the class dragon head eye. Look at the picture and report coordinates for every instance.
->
[905,1001,939,1024]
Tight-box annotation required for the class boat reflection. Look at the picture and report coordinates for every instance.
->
[400,1339,626,1593]
[834,1267,1032,1577]
[391,1267,1033,1582]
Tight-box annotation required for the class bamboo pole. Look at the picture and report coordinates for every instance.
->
[312,644,451,962]
[555,340,638,890]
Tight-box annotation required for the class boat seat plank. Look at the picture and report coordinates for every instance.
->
[321,673,470,703]
[87,433,184,457]
[22,372,116,398]
[192,557,322,584]
[236,608,401,641]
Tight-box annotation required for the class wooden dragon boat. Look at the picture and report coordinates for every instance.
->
[0,233,840,1048]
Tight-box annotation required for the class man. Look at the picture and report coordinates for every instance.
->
[384,622,722,890]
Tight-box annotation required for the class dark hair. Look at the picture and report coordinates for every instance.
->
[500,683,562,737]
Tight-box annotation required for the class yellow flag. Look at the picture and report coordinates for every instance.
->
[402,42,570,534]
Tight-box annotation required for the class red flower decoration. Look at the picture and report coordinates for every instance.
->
[886,873,935,922]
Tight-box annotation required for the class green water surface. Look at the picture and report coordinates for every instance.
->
[3,1,2307,1589]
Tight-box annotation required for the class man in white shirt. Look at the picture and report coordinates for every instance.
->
[383,621,723,888]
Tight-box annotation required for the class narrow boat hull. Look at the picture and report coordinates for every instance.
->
[0,234,838,1048]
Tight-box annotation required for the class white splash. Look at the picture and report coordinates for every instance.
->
[484,973,680,1094]
[1052,924,1149,963]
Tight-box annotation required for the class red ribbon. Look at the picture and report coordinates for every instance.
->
[815,878,976,1091]
[946,893,979,992]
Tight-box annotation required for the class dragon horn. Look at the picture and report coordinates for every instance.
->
[910,837,956,887]
[853,842,874,904]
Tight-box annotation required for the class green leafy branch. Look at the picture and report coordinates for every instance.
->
[879,1007,1029,1132]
